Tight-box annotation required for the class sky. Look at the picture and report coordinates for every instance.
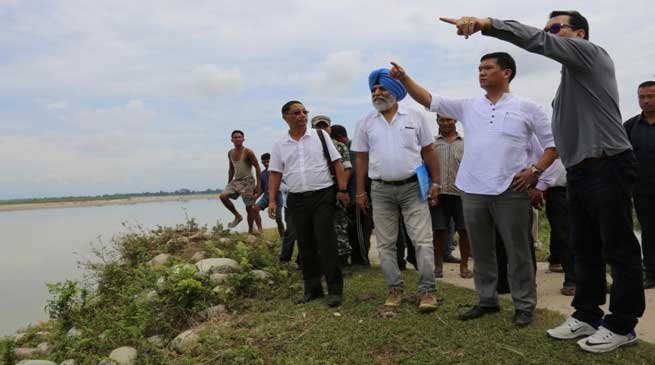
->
[1,1,653,200]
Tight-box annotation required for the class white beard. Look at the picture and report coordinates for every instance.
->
[372,94,397,112]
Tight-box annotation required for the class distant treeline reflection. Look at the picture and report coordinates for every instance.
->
[0,188,223,205]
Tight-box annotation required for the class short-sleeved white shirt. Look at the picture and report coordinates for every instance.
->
[429,92,555,195]
[269,128,341,193]
[350,106,434,181]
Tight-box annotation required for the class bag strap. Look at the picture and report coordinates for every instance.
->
[316,129,336,176]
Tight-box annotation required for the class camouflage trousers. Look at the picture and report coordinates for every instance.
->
[334,203,352,256]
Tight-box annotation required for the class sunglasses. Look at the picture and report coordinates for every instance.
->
[544,23,573,34]
[286,109,309,116]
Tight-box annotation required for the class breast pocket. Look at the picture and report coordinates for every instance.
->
[501,112,529,144]
[400,127,418,148]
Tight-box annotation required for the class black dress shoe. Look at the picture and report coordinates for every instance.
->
[327,294,342,307]
[458,305,500,321]
[295,291,324,304]
[514,310,533,327]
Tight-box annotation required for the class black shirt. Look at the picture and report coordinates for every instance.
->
[624,114,655,195]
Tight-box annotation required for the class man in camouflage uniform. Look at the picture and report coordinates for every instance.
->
[312,115,353,265]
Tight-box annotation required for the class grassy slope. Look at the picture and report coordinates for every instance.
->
[186,267,655,365]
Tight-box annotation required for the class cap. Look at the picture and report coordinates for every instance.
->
[311,115,331,128]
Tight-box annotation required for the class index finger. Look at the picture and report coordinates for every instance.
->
[390,61,401,69]
[439,17,458,25]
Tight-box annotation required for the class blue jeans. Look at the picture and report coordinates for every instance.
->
[371,181,436,292]
[568,150,644,335]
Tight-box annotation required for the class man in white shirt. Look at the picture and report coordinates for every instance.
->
[268,100,350,308]
[390,52,558,326]
[351,68,441,313]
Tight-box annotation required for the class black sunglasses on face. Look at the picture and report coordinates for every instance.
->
[544,23,573,34]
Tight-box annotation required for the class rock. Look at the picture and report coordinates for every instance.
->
[147,335,165,348]
[250,270,272,281]
[195,258,239,275]
[60,360,76,365]
[190,251,206,263]
[198,304,227,321]
[67,327,82,337]
[16,361,58,365]
[36,342,50,354]
[135,290,159,304]
[34,331,50,339]
[189,231,207,241]
[108,346,137,365]
[155,277,166,290]
[208,273,229,286]
[170,329,200,354]
[14,332,28,344]
[212,286,223,294]
[147,253,172,267]
[218,237,231,244]
[244,235,257,243]
[15,347,37,359]
[97,360,117,365]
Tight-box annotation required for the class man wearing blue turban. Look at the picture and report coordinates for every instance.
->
[351,68,441,312]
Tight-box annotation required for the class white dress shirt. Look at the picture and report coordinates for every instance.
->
[430,93,555,195]
[351,106,433,181]
[269,128,341,193]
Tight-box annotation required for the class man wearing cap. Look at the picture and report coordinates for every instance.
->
[312,116,353,266]
[351,68,440,312]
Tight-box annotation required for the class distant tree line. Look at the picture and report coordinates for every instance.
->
[0,188,223,205]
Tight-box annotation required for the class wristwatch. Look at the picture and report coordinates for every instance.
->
[530,165,542,177]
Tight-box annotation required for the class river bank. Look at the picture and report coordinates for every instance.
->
[0,194,220,213]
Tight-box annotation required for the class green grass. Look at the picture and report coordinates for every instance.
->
[183,268,655,365]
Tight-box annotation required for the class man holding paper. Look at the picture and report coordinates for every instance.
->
[389,52,557,326]
[351,68,440,313]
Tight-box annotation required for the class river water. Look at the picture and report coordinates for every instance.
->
[0,198,276,336]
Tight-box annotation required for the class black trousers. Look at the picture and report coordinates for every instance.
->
[545,187,576,286]
[568,150,644,335]
[279,208,299,265]
[349,205,374,266]
[634,194,655,274]
[287,186,343,295]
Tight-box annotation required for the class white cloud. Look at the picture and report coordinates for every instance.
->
[69,99,156,131]
[46,100,68,110]
[180,64,242,101]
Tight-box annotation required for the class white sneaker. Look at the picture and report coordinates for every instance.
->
[546,317,597,340]
[577,326,637,353]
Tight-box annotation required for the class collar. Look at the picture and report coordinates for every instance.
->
[483,92,513,105]
[284,126,313,143]
[374,104,408,122]
[436,132,462,141]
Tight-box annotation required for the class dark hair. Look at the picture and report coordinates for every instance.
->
[549,10,589,40]
[260,153,271,160]
[231,130,244,138]
[330,124,348,140]
[638,81,655,89]
[281,100,302,114]
[480,52,517,83]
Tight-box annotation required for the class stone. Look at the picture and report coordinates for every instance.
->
[97,360,117,365]
[36,342,50,354]
[108,346,137,365]
[188,231,207,241]
[67,327,82,337]
[147,253,171,267]
[135,290,159,304]
[250,270,272,281]
[218,237,231,244]
[155,277,166,290]
[208,273,229,286]
[34,331,50,339]
[195,258,239,275]
[15,347,38,359]
[146,335,165,348]
[198,304,227,321]
[16,361,58,365]
[170,329,200,354]
[212,286,223,294]
[245,235,257,243]
[14,332,28,344]
[61,360,76,365]
[190,251,206,263]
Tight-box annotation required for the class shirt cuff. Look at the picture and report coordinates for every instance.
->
[536,181,549,191]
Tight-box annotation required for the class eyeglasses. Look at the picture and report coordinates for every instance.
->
[544,23,573,34]
[286,109,309,116]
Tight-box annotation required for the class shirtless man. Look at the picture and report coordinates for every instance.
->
[219,130,262,234]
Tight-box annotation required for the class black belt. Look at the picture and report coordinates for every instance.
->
[288,185,333,197]
[372,175,418,186]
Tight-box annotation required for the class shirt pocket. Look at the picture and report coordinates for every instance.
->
[501,111,529,144]
[400,126,418,148]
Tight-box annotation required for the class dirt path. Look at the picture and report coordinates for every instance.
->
[368,236,655,343]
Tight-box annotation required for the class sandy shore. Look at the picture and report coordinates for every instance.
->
[0,194,220,212]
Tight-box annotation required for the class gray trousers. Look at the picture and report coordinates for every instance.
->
[462,189,536,311]
[371,180,436,292]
